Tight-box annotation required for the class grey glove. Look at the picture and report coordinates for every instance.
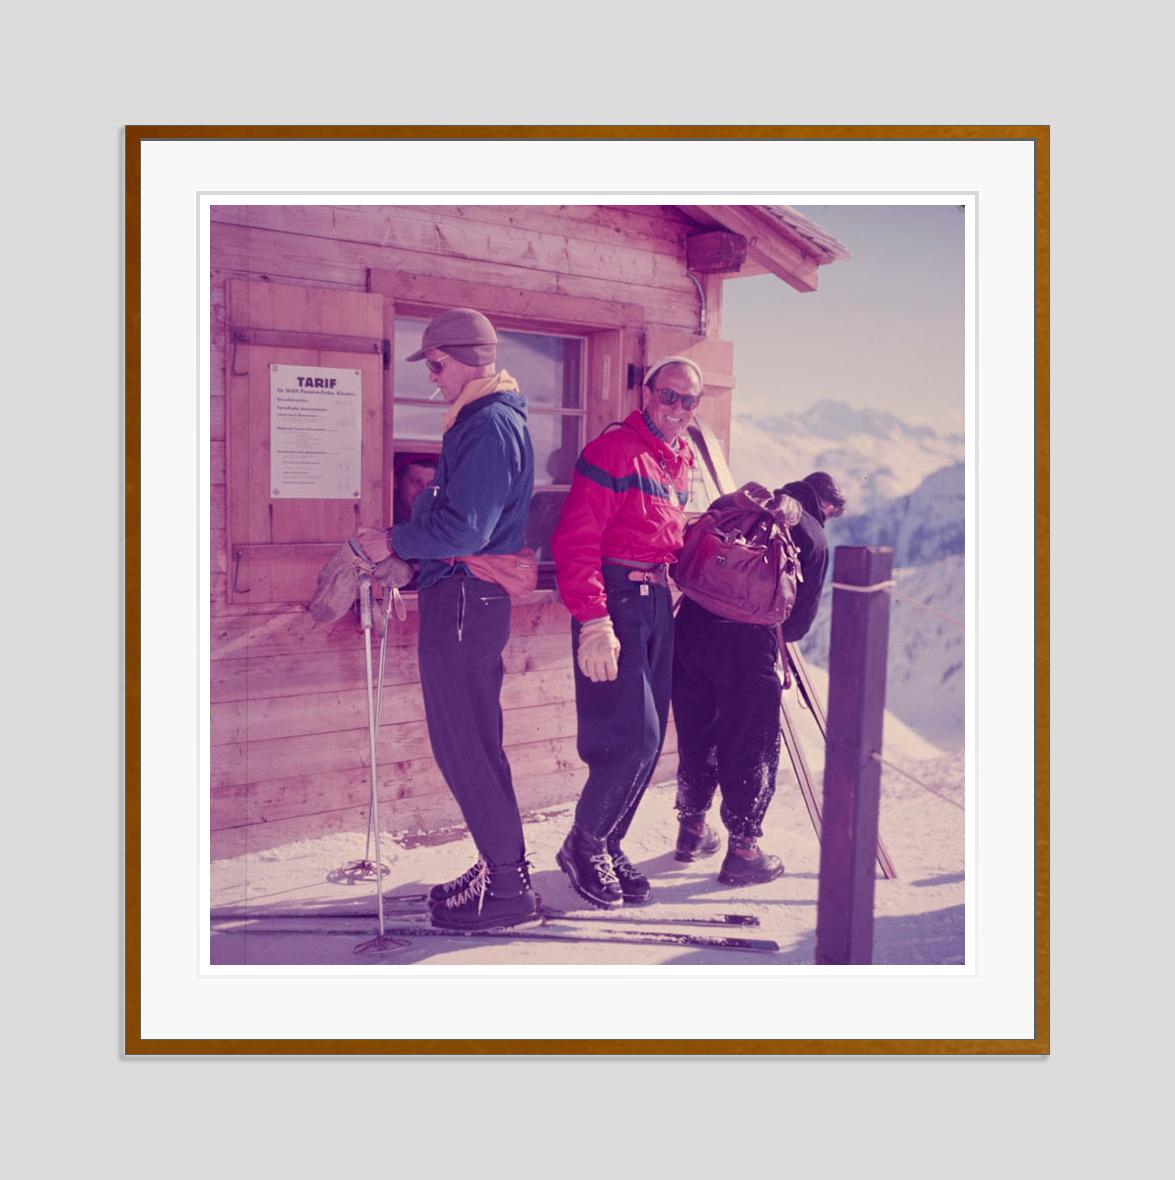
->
[372,552,414,589]
[308,543,367,623]
[308,532,413,624]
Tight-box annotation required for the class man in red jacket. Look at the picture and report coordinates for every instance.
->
[550,356,702,907]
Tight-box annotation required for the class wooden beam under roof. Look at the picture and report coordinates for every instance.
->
[686,230,748,274]
[678,205,828,292]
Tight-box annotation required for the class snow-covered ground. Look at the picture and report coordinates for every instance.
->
[211,666,964,968]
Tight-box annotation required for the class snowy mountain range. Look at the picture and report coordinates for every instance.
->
[728,401,966,750]
[827,462,964,567]
[728,400,964,513]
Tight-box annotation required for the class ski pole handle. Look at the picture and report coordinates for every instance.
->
[358,575,373,630]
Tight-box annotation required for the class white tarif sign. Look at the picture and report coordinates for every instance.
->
[269,364,362,499]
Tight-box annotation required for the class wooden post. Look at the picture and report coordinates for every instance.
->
[816,546,894,965]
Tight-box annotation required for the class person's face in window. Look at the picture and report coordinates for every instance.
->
[397,462,436,514]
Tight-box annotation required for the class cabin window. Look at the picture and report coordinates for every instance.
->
[391,316,586,571]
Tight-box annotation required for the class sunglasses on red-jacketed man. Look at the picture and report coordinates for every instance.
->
[653,387,702,411]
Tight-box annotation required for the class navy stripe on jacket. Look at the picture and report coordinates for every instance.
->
[575,456,690,507]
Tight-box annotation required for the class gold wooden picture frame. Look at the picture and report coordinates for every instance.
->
[125,125,1048,1055]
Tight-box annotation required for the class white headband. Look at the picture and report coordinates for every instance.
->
[643,355,705,390]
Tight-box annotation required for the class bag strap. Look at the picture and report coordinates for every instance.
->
[775,624,792,690]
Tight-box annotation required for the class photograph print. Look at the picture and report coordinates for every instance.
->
[207,200,967,970]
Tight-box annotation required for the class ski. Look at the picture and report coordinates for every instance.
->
[213,904,760,929]
[212,919,780,954]
[395,905,761,929]
[387,923,779,953]
[382,895,761,928]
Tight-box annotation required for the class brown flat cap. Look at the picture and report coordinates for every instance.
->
[405,308,498,365]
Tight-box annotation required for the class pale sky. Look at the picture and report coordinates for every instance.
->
[721,205,965,435]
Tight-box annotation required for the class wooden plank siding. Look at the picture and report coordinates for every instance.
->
[211,217,701,332]
[209,205,727,856]
[211,758,678,862]
[212,206,697,292]
[332,202,700,256]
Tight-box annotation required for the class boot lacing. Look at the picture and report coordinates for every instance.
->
[438,858,484,898]
[440,861,491,915]
[611,852,641,882]
[590,852,620,888]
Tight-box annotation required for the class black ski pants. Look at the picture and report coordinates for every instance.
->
[570,566,674,843]
[672,597,782,839]
[418,571,525,866]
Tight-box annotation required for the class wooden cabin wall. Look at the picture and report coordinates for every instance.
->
[210,205,733,858]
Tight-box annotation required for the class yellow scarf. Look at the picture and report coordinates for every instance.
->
[440,369,520,433]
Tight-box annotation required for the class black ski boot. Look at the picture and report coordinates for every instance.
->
[718,837,785,886]
[556,825,623,908]
[430,859,541,930]
[675,816,722,862]
[429,857,483,904]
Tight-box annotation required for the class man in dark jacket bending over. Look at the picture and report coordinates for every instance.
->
[672,471,844,883]
[777,470,843,643]
[386,308,537,930]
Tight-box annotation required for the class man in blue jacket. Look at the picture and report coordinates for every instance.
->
[386,308,537,930]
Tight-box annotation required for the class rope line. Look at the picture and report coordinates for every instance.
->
[890,589,965,629]
[831,579,896,594]
[830,580,965,629]
[870,752,964,811]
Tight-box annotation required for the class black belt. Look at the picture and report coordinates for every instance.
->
[603,561,670,588]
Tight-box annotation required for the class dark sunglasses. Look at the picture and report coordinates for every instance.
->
[653,387,702,411]
[424,355,452,375]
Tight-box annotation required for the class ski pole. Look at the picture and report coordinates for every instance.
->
[360,583,398,867]
[353,579,409,954]
[359,577,386,940]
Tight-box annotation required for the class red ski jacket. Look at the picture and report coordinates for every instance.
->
[552,410,695,622]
